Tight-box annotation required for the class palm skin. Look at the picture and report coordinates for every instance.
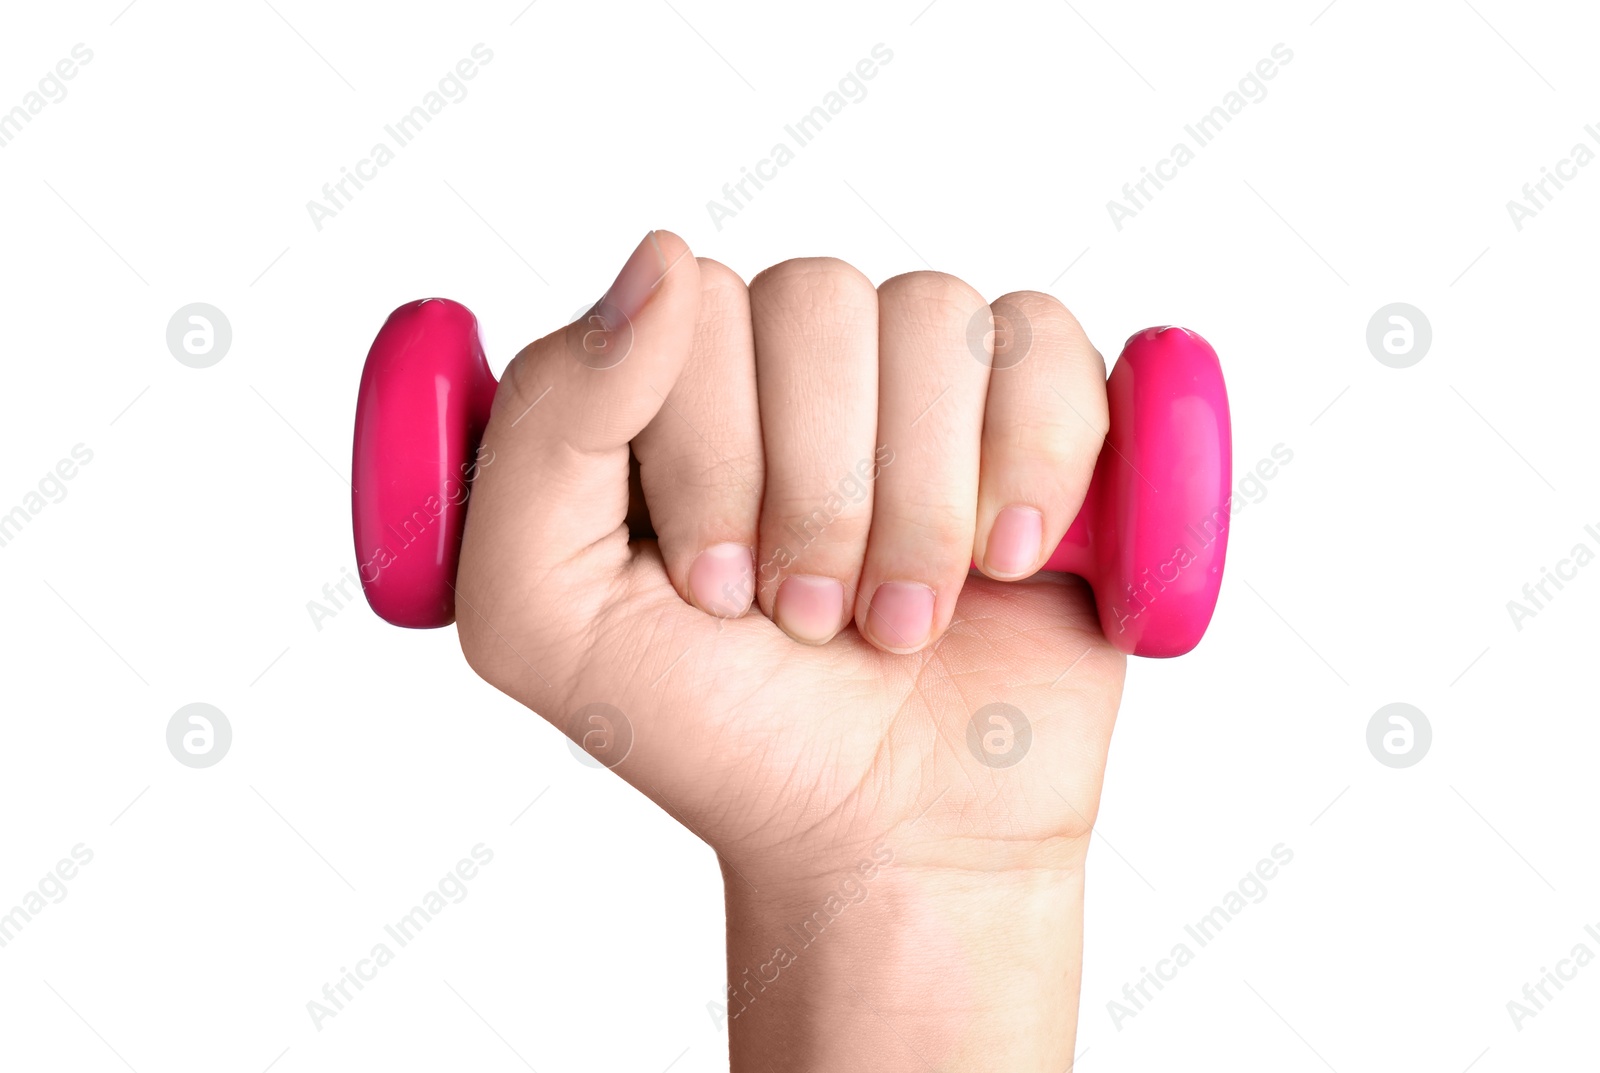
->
[468,537,1124,879]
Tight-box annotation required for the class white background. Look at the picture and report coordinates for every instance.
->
[1,0,1596,1070]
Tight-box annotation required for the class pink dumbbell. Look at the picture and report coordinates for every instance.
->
[352,298,1232,657]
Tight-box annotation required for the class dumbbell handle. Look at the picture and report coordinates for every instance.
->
[352,299,1231,656]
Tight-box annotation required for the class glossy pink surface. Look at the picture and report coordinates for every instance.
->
[351,299,496,628]
[352,304,1231,655]
[1043,326,1231,656]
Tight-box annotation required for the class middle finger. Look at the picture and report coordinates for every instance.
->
[855,271,993,653]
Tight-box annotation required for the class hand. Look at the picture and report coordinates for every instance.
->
[457,231,1125,1071]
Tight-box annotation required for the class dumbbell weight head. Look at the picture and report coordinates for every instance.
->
[352,302,1231,655]
[351,299,496,629]
[1050,325,1232,656]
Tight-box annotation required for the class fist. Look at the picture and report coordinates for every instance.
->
[456,230,1124,874]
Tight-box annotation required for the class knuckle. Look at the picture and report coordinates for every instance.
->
[989,291,1105,378]
[750,256,873,305]
[764,487,873,550]
[1024,391,1108,461]
[695,257,748,310]
[768,491,870,531]
[662,444,762,494]
[979,291,1107,380]
[1047,419,1107,470]
[987,384,1107,469]
[879,271,985,323]
[990,289,1068,324]
[692,258,753,355]
[875,499,973,552]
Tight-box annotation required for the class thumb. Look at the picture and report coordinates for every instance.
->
[459,230,700,659]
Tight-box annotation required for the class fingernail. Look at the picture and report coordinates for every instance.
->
[985,506,1044,578]
[689,543,754,618]
[865,581,935,652]
[601,230,667,323]
[775,575,845,644]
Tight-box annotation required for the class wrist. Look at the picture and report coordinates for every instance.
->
[719,837,1087,1072]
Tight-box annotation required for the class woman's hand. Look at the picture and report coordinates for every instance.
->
[457,230,1125,1071]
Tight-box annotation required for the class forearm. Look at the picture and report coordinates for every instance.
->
[720,847,1086,1072]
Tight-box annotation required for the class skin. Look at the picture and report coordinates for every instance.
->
[457,230,1125,1071]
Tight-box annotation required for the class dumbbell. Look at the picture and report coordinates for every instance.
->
[351,298,1232,657]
